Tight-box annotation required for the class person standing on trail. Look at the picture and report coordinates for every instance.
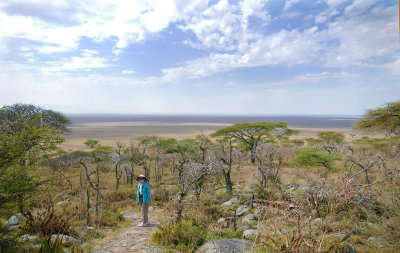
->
[136,174,151,227]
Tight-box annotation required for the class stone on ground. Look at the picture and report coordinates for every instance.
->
[197,239,252,253]
[243,229,258,239]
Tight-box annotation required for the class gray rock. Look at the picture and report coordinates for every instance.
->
[6,225,20,231]
[51,234,79,247]
[6,213,24,226]
[239,225,251,231]
[78,226,96,237]
[242,214,256,224]
[243,229,258,239]
[197,239,252,253]
[218,218,228,228]
[221,197,239,206]
[20,234,40,244]
[326,233,347,241]
[218,218,226,223]
[236,205,249,216]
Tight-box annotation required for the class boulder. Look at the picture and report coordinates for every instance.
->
[217,218,228,228]
[217,218,226,223]
[51,234,79,247]
[6,213,24,226]
[236,205,249,216]
[221,197,239,206]
[20,234,40,244]
[197,239,252,253]
[241,214,256,224]
[243,229,258,239]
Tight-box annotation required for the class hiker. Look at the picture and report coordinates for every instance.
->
[136,174,151,227]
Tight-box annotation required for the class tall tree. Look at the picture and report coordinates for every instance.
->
[212,122,297,163]
[0,111,64,210]
[0,103,71,134]
[354,101,400,137]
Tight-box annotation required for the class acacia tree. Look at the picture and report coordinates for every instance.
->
[214,136,235,194]
[0,114,64,211]
[172,139,217,221]
[354,101,400,137]
[138,136,159,181]
[212,122,297,164]
[110,142,128,190]
[84,139,99,149]
[0,103,71,134]
[256,144,295,187]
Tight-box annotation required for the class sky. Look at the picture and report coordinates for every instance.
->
[0,0,399,115]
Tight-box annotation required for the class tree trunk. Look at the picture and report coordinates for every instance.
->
[86,188,90,225]
[223,171,233,195]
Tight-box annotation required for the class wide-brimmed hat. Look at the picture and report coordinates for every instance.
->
[136,174,147,181]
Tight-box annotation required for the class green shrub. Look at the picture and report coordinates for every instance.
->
[151,220,206,251]
[291,147,341,169]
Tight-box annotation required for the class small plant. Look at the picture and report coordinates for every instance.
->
[151,220,206,251]
[84,139,99,149]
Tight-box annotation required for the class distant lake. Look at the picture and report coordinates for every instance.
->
[67,114,360,128]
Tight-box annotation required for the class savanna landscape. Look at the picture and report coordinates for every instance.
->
[0,0,399,252]
[1,102,400,252]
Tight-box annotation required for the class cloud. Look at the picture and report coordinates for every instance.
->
[0,0,398,85]
[121,70,136,75]
[325,0,347,9]
[179,0,269,52]
[0,0,209,54]
[158,2,398,82]
[38,56,109,72]
[283,0,300,11]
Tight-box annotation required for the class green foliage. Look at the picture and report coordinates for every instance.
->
[177,138,199,157]
[280,137,305,147]
[0,103,71,134]
[151,220,205,251]
[91,145,114,160]
[212,122,297,138]
[353,136,400,153]
[155,138,178,153]
[317,131,345,145]
[354,101,400,137]
[291,147,342,169]
[84,139,99,148]
[305,138,323,146]
[0,112,64,209]
[212,122,298,163]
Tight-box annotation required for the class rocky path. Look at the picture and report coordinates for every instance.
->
[95,211,164,253]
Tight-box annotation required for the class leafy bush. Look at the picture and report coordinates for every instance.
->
[291,147,341,169]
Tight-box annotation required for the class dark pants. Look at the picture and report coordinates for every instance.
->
[139,195,149,224]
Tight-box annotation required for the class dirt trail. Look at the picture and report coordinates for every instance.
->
[96,211,164,253]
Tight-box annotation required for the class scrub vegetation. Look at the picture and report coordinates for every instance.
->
[0,101,399,252]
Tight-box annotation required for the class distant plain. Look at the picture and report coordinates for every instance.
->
[62,114,361,150]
